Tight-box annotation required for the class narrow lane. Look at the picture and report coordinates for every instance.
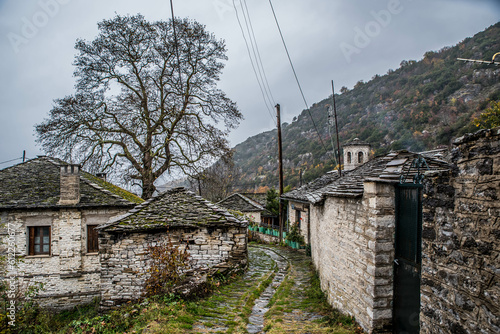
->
[191,244,360,333]
[246,246,288,333]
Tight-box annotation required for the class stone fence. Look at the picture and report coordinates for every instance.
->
[420,127,499,333]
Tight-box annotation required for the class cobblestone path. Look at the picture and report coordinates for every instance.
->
[191,244,359,334]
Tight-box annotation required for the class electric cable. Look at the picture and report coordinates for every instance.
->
[240,0,276,106]
[267,0,336,167]
[0,157,22,165]
[170,0,184,92]
[233,0,276,125]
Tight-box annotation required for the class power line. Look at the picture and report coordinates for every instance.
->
[0,157,22,165]
[233,0,276,125]
[267,0,336,167]
[170,0,183,92]
[240,0,276,106]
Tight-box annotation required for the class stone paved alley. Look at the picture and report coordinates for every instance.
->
[187,243,361,334]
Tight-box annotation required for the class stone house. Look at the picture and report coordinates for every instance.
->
[283,150,450,333]
[0,156,142,309]
[97,187,248,309]
[217,192,277,227]
[282,171,340,245]
[282,127,499,333]
[283,139,371,243]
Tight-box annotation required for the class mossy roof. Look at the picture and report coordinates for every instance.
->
[99,187,247,232]
[0,156,142,210]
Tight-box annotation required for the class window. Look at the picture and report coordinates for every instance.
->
[87,225,99,253]
[28,226,51,255]
[358,151,364,163]
[295,210,302,229]
[347,152,352,163]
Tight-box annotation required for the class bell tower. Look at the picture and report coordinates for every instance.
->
[343,138,370,171]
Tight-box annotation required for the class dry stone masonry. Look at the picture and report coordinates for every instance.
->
[286,150,449,333]
[420,127,500,334]
[0,156,140,309]
[98,187,248,309]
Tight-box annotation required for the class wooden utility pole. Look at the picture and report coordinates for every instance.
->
[331,80,342,177]
[276,104,284,243]
[197,177,202,196]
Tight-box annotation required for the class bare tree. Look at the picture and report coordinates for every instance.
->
[36,14,242,199]
[188,152,240,202]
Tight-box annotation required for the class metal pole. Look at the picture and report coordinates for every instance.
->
[22,150,26,163]
[331,80,342,177]
[276,104,284,243]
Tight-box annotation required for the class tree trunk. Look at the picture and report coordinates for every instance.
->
[142,178,156,199]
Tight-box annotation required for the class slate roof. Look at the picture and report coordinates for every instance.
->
[282,150,451,205]
[217,193,276,217]
[99,187,246,232]
[217,193,264,212]
[241,193,267,206]
[281,170,340,202]
[0,156,142,210]
[344,137,370,147]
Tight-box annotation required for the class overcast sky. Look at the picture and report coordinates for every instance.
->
[1,0,499,169]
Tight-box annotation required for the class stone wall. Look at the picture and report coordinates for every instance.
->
[249,230,279,244]
[244,211,261,224]
[420,128,500,334]
[288,201,310,244]
[309,181,395,333]
[0,208,126,309]
[99,225,248,308]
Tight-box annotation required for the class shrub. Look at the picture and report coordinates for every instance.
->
[144,233,192,297]
[286,223,305,245]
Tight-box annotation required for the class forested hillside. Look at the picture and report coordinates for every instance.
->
[233,22,500,191]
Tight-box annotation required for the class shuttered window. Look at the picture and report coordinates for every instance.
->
[28,226,51,255]
[87,225,99,253]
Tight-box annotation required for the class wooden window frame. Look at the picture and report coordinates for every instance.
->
[28,226,51,256]
[87,224,99,253]
[295,210,302,229]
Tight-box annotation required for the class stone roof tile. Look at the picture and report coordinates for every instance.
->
[217,193,264,212]
[99,187,246,232]
[281,170,340,202]
[0,157,141,209]
[283,150,451,205]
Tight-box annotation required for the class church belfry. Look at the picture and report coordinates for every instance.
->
[343,138,371,171]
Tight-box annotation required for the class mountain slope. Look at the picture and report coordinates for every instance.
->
[233,22,500,191]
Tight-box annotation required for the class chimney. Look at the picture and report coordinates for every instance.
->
[96,172,107,182]
[58,164,80,205]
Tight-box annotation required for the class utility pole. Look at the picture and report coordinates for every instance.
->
[276,104,284,243]
[331,80,342,177]
[22,150,26,163]
[197,177,202,197]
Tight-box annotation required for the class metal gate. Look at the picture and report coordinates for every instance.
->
[393,183,422,334]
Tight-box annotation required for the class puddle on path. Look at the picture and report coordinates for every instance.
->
[247,247,288,334]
